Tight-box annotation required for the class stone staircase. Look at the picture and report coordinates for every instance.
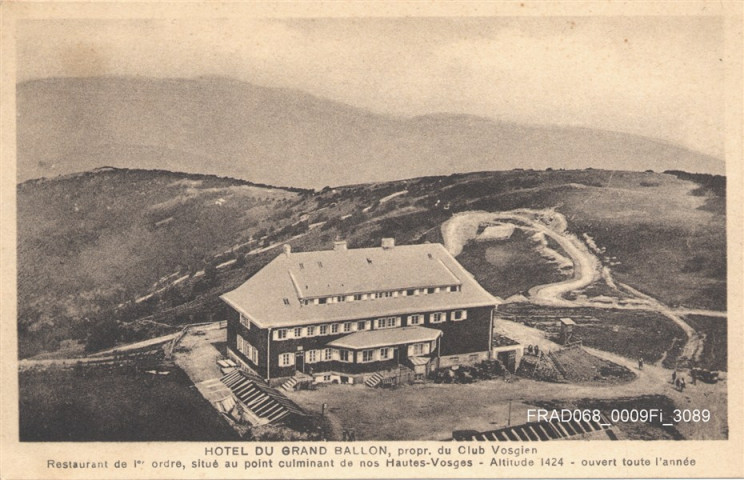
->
[220,370,308,425]
[281,376,298,392]
[364,372,384,388]
[454,413,614,441]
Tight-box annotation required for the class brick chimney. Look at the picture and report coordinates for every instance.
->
[333,240,348,252]
[282,244,291,257]
[381,238,395,250]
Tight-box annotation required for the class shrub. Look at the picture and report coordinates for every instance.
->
[85,318,120,352]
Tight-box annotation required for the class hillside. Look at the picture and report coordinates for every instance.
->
[17,77,724,188]
[17,168,301,357]
[17,167,725,359]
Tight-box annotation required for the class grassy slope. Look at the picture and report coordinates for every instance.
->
[16,168,726,359]
[17,168,299,356]
[462,170,726,310]
[456,229,567,298]
[683,315,728,371]
[19,364,240,441]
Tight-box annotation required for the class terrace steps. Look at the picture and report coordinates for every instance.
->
[220,370,308,425]
[281,377,298,392]
[454,413,614,441]
[365,372,384,388]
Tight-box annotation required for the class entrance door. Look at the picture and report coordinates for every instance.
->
[295,352,305,373]
[498,351,516,373]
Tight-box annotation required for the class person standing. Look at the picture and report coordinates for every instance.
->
[672,370,677,384]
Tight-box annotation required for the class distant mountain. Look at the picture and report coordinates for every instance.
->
[17,76,724,188]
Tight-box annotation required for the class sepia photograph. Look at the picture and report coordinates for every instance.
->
[1,1,742,479]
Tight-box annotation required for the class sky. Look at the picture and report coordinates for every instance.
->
[17,16,726,159]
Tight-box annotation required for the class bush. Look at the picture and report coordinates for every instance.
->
[429,360,507,384]
[85,318,120,352]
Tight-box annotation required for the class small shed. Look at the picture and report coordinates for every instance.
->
[559,318,576,344]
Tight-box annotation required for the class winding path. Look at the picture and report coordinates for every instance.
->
[441,209,713,363]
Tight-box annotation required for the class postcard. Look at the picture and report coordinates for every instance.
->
[1,1,742,478]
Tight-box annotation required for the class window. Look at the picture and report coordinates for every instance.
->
[294,327,303,338]
[331,324,339,334]
[452,310,467,321]
[323,375,331,382]
[336,296,345,303]
[282,298,290,306]
[342,322,352,332]
[353,293,363,301]
[407,289,415,296]
[277,329,288,339]
[373,292,383,299]
[427,287,436,294]
[430,312,446,323]
[238,335,257,361]
[361,350,374,362]
[319,325,328,335]
[307,350,318,363]
[383,291,393,298]
[240,313,250,328]
[377,317,397,329]
[469,354,479,362]
[408,314,422,326]
[319,297,328,304]
[299,263,304,269]
[339,350,351,362]
[449,285,459,292]
[307,326,315,336]
[317,261,323,268]
[279,353,294,367]
[323,348,333,361]
[380,348,390,360]
[413,343,425,355]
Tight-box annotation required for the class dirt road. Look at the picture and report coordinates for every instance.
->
[442,209,707,363]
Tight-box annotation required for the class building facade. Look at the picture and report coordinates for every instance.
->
[222,239,501,385]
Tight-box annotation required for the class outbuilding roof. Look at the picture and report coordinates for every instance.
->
[327,326,442,349]
[221,241,500,328]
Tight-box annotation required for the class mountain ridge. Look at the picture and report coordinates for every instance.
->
[17,76,724,188]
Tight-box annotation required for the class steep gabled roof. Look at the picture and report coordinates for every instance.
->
[221,242,499,328]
